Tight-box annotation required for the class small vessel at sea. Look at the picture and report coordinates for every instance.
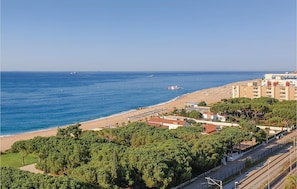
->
[167,85,182,90]
[70,72,77,75]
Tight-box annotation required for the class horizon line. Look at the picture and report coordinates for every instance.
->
[0,70,293,73]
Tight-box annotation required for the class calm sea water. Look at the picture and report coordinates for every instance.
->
[1,71,270,135]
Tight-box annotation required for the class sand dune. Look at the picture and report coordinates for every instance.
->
[0,79,256,152]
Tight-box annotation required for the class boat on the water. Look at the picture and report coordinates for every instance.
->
[167,85,182,90]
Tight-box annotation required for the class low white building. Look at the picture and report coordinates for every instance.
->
[202,112,226,122]
[147,117,190,130]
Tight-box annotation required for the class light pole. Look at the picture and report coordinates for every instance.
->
[267,160,271,189]
[294,137,297,169]
[205,177,222,189]
[234,181,238,189]
[289,146,292,172]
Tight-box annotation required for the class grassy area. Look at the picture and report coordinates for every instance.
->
[0,152,37,168]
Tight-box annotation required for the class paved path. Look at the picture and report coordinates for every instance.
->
[20,163,44,174]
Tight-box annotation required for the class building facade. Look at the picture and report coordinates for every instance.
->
[146,117,190,130]
[232,72,297,101]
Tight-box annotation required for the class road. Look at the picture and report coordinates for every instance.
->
[181,130,297,189]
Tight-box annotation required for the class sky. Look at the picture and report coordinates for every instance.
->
[1,0,296,71]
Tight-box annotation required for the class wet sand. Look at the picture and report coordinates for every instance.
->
[0,79,257,152]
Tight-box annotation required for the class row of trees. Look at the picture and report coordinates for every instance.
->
[10,122,266,189]
[1,167,93,189]
[210,97,296,126]
[172,108,203,119]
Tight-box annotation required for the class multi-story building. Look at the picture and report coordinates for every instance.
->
[232,72,297,101]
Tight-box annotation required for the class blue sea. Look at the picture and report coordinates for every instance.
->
[1,71,271,136]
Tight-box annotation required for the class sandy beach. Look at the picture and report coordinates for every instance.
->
[0,79,257,152]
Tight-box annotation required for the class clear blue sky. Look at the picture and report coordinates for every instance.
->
[1,0,296,71]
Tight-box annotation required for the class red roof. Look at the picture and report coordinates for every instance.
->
[203,124,217,134]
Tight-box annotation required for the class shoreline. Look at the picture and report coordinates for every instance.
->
[0,79,258,152]
[0,92,182,137]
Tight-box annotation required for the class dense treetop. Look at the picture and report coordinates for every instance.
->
[9,120,266,189]
[211,97,296,127]
[5,97,294,188]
